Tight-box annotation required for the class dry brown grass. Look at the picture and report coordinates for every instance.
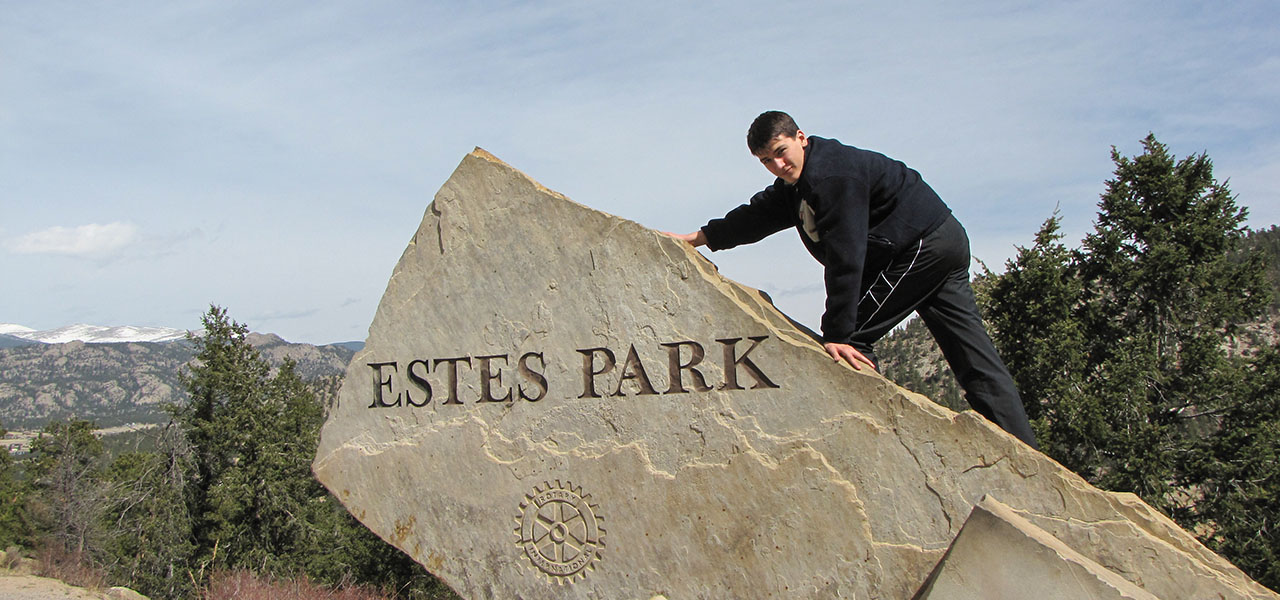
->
[27,545,401,600]
[31,543,109,590]
[204,569,394,600]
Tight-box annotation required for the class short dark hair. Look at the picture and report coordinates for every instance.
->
[747,111,800,154]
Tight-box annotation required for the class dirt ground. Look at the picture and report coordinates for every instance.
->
[0,571,141,600]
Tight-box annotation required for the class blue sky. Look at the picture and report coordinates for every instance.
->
[3,1,1277,343]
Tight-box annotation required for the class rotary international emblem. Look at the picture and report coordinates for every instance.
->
[515,480,605,584]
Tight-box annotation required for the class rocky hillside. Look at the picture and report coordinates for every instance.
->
[878,317,965,411]
[0,336,357,430]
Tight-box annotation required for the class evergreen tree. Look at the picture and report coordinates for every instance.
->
[174,306,453,598]
[1183,344,1280,586]
[982,134,1277,586]
[175,306,323,574]
[980,212,1087,428]
[1075,135,1266,501]
[0,423,30,548]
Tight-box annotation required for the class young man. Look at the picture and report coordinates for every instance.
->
[669,111,1037,448]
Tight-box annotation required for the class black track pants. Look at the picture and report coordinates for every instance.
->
[849,215,1038,448]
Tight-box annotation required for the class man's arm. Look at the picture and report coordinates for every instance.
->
[664,182,791,254]
[665,229,874,370]
[664,230,707,246]
[699,184,796,251]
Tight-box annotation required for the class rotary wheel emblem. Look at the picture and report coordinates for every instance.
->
[515,480,605,584]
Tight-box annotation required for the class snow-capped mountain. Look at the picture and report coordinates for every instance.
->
[0,323,189,344]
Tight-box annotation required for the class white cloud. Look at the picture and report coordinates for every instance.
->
[9,222,138,257]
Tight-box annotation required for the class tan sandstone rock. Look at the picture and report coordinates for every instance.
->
[105,586,150,600]
[914,496,1158,599]
[313,149,1278,599]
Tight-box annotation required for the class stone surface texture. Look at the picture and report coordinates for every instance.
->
[313,149,1277,599]
[915,496,1158,599]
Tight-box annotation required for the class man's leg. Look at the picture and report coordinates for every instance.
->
[915,219,1038,448]
[849,230,960,367]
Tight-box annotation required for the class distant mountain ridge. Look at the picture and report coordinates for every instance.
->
[0,323,189,344]
[0,334,34,350]
[0,332,358,430]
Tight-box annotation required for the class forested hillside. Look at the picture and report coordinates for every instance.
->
[1242,225,1280,314]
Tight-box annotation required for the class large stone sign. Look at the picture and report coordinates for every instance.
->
[313,149,1277,599]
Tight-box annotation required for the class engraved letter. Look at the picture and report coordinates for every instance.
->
[661,340,712,394]
[577,347,616,399]
[367,361,402,408]
[613,344,657,397]
[518,352,548,402]
[433,356,473,405]
[477,354,513,403]
[717,335,780,390]
[405,359,432,407]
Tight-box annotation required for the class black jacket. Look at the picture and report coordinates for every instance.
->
[701,135,951,344]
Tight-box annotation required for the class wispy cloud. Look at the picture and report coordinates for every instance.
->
[8,222,138,257]
[252,308,320,322]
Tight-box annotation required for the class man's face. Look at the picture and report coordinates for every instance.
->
[754,131,808,184]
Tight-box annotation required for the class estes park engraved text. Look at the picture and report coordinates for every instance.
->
[365,335,779,408]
